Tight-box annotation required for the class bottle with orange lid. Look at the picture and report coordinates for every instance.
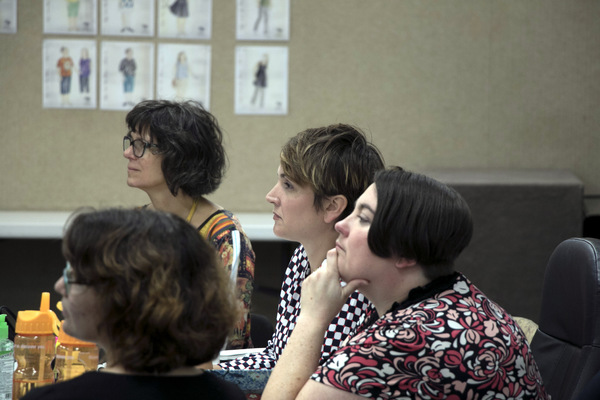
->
[12,292,59,400]
[54,321,99,382]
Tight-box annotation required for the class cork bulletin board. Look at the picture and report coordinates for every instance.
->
[1,0,599,213]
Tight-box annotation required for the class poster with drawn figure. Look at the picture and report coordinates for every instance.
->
[157,43,211,108]
[100,41,154,111]
[236,0,290,41]
[0,0,17,34]
[43,39,97,109]
[158,0,212,40]
[44,0,97,35]
[235,45,288,115]
[101,0,155,37]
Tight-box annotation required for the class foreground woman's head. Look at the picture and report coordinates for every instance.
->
[369,167,473,278]
[58,208,238,373]
[336,167,473,281]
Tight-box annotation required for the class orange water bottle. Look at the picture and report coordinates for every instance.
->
[55,321,99,382]
[12,293,58,400]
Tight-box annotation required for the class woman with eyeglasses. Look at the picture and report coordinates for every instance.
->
[22,208,245,400]
[122,99,255,350]
[261,167,549,399]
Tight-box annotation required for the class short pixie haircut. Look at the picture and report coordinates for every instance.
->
[368,167,473,279]
[62,208,238,373]
[280,124,384,220]
[125,100,227,197]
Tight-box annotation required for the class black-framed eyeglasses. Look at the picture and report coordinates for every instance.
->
[63,262,93,297]
[123,135,160,158]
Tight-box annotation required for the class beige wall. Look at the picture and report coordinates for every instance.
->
[1,1,599,212]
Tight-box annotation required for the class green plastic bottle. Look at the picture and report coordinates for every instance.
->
[0,314,13,400]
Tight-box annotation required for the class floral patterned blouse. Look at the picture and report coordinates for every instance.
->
[198,210,255,349]
[312,272,549,399]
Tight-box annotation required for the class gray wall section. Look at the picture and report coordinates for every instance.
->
[424,169,584,320]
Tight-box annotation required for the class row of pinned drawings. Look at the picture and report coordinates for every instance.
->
[42,0,290,42]
[43,39,289,115]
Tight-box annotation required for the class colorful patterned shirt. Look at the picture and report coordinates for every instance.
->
[221,245,375,369]
[198,210,255,350]
[312,272,549,399]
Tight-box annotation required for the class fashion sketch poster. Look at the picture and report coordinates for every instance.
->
[235,45,288,115]
[0,0,17,34]
[44,0,97,35]
[101,0,155,37]
[100,41,154,111]
[43,38,97,109]
[158,0,212,40]
[156,43,212,108]
[236,0,290,41]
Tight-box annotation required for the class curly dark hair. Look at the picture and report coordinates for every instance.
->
[62,208,238,373]
[125,100,228,197]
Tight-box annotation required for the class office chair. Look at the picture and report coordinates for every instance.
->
[250,313,274,348]
[530,237,600,400]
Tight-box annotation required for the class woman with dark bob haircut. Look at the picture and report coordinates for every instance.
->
[262,167,549,399]
[22,208,245,400]
[123,100,255,349]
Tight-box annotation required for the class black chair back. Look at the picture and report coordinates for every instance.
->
[531,237,600,400]
[250,313,274,348]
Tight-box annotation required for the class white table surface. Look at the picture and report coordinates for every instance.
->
[0,211,281,240]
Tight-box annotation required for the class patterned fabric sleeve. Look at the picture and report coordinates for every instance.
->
[199,211,255,350]
[221,245,374,369]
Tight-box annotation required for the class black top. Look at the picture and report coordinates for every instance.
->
[22,371,245,400]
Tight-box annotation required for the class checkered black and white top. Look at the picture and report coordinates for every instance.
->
[220,245,375,370]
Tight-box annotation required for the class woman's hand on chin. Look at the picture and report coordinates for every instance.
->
[300,248,368,327]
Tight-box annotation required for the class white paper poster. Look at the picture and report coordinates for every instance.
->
[100,0,155,37]
[236,0,290,41]
[156,43,211,108]
[0,0,17,34]
[43,39,97,109]
[158,0,212,40]
[100,41,154,111]
[235,45,288,115]
[44,0,97,35]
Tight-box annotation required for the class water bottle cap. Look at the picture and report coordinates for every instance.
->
[0,314,8,340]
[57,321,96,347]
[15,292,60,335]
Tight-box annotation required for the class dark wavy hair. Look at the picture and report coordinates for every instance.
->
[125,100,228,197]
[62,208,238,373]
[280,124,385,220]
[368,167,473,279]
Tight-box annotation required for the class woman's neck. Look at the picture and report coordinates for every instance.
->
[302,228,339,273]
[370,265,431,316]
[147,192,221,228]
[146,190,190,217]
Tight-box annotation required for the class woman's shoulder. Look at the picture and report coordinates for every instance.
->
[22,371,245,400]
[198,209,246,236]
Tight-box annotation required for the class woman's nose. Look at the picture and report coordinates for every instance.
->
[335,217,349,235]
[54,276,66,296]
[265,186,278,205]
[123,144,135,159]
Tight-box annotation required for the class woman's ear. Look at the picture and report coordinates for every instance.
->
[395,257,417,269]
[323,195,348,224]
